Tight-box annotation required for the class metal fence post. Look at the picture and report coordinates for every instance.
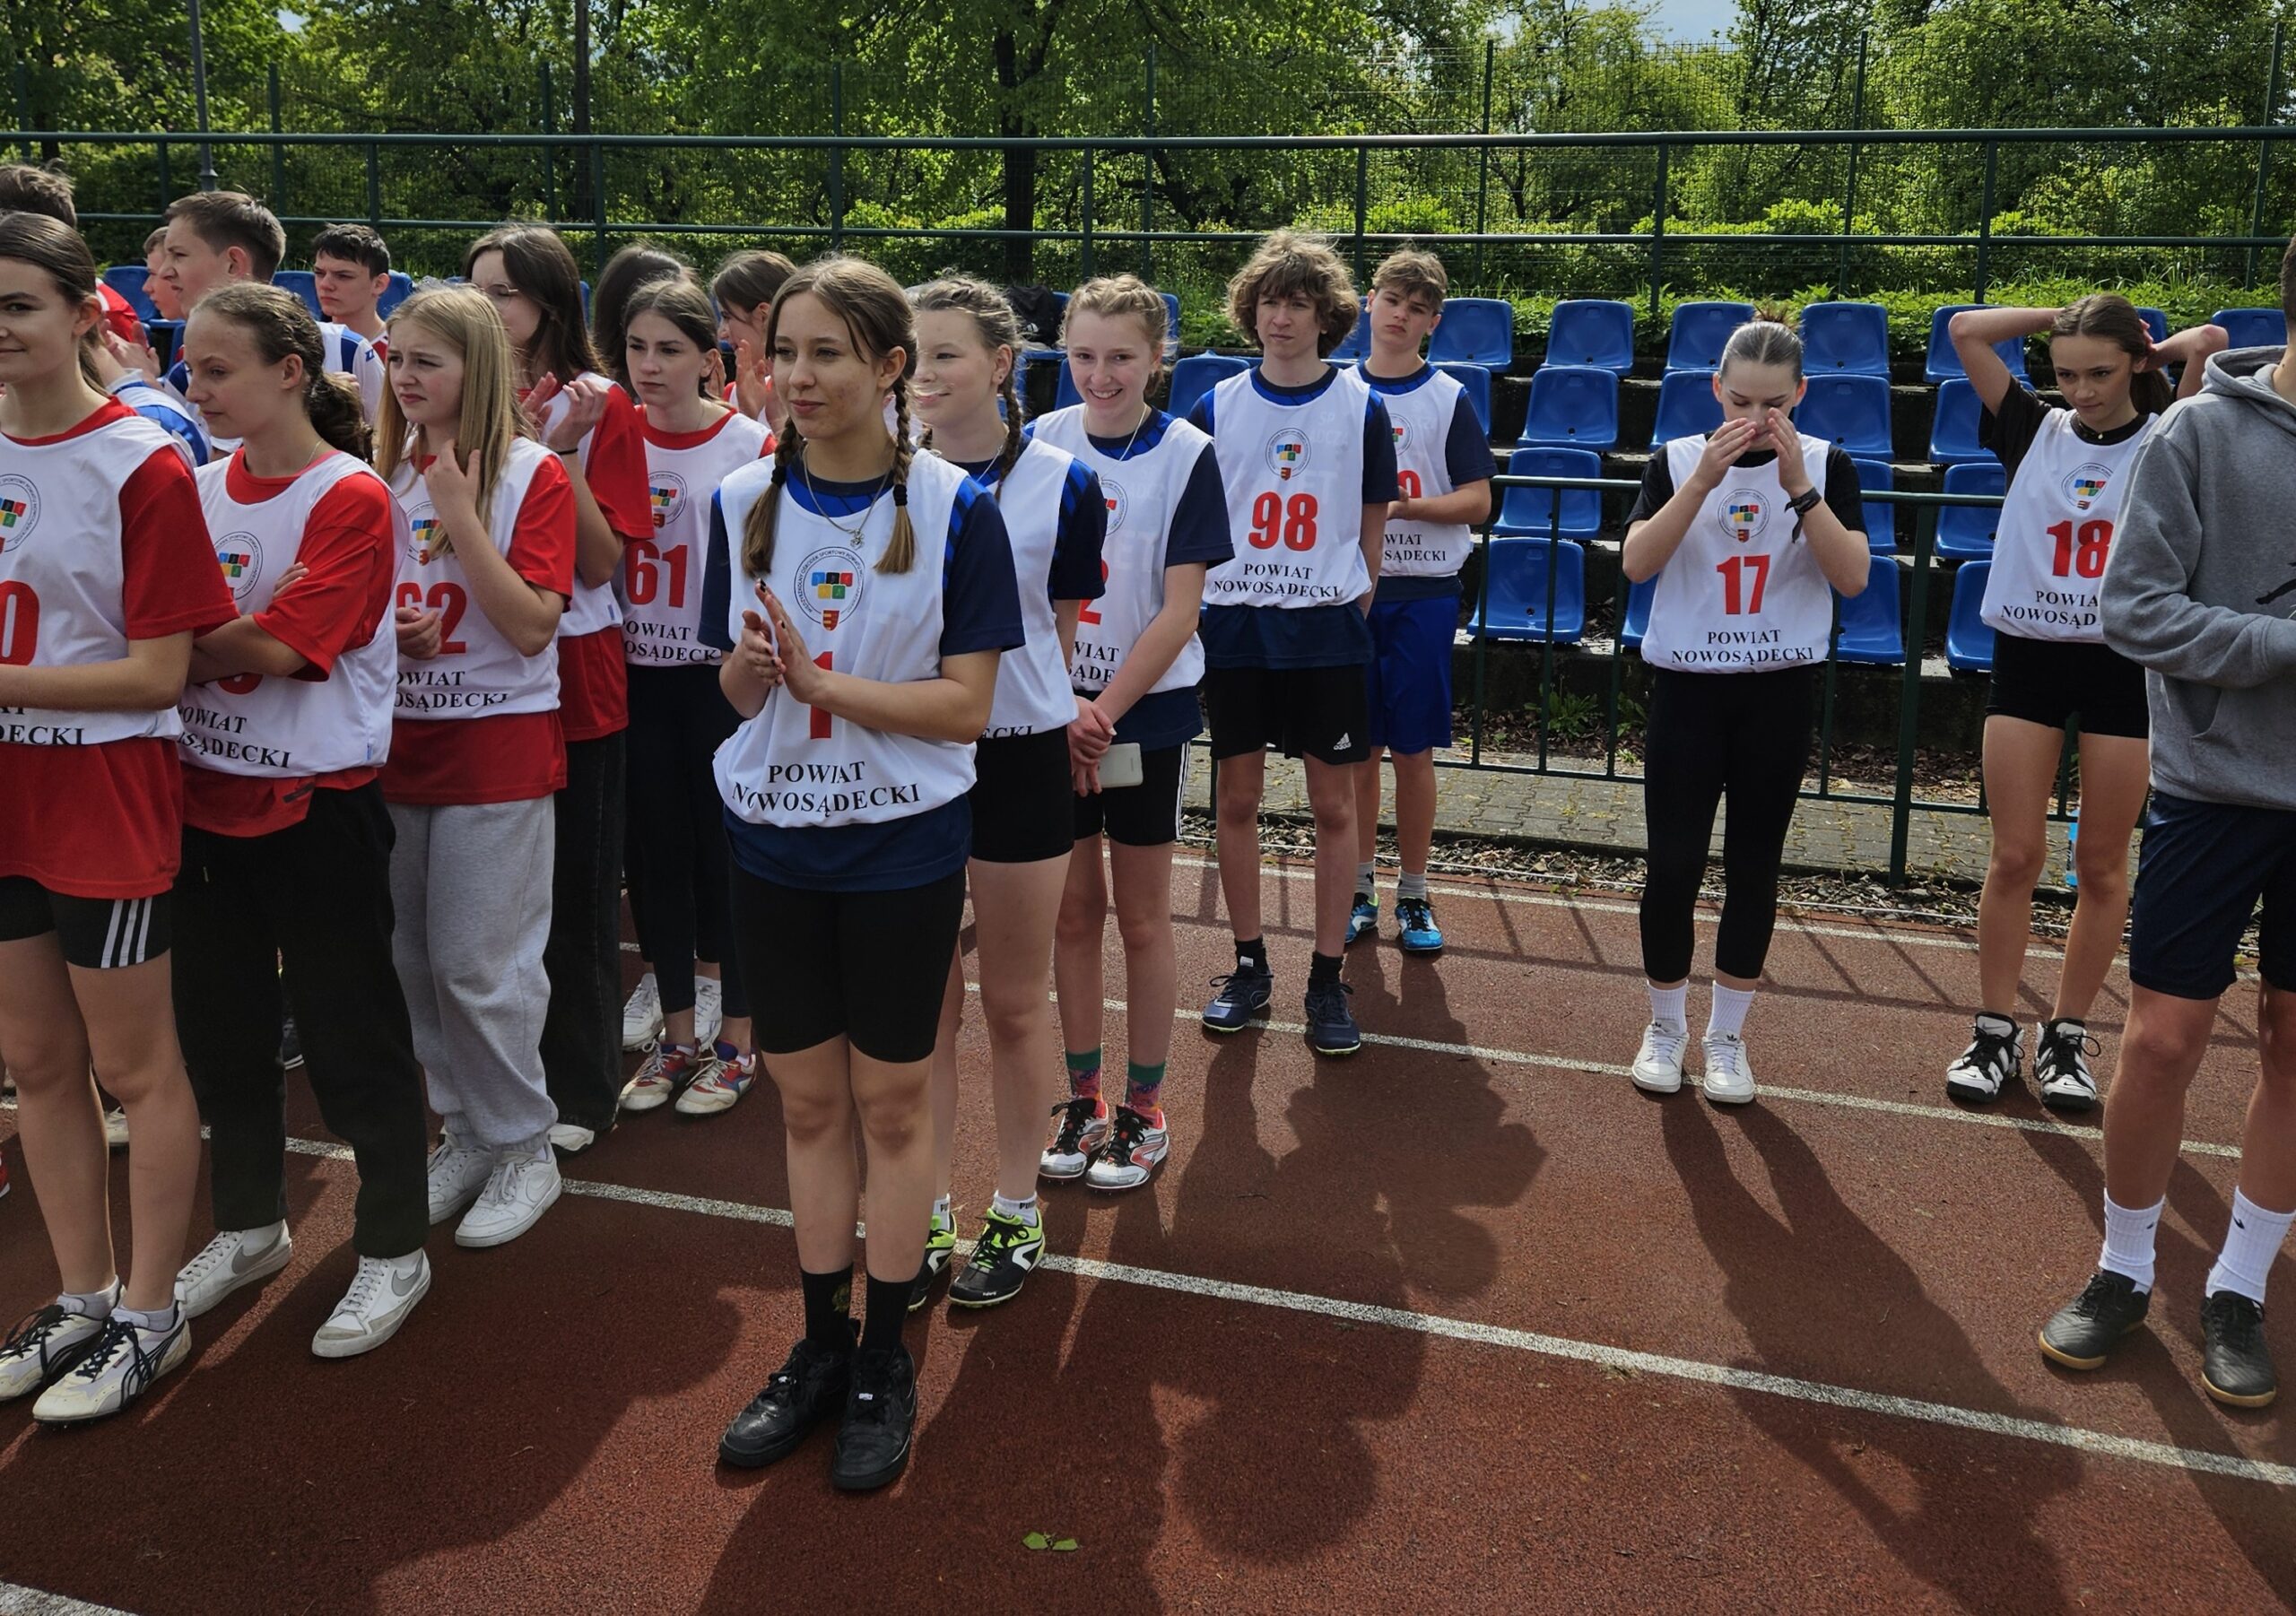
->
[1887,507,1937,884]
[830,62,846,255]
[1648,142,1668,317]
[268,65,284,210]
[1474,38,1495,286]
[14,65,30,163]
[366,141,382,230]
[1836,32,1868,293]
[1080,149,1095,281]
[540,62,557,220]
[1141,45,1156,282]
[1352,143,1370,282]
[2248,21,2287,286]
[1971,139,1999,304]
[188,0,217,190]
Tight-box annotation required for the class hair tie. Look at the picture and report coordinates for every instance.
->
[769,462,787,485]
[891,482,907,508]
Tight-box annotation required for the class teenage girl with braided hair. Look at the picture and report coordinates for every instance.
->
[700,257,1021,1490]
[909,276,1106,1310]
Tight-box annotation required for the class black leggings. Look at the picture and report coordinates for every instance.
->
[731,864,965,1064]
[1639,665,1814,985]
[625,664,749,1021]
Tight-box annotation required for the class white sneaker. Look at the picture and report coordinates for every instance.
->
[0,1291,115,1401]
[694,975,724,1048]
[1701,1032,1757,1105]
[622,973,664,1051]
[175,1224,293,1319]
[1631,1021,1689,1094]
[620,1040,711,1113]
[674,1048,755,1116]
[547,1122,599,1155]
[455,1146,561,1248]
[426,1133,496,1225]
[104,1107,129,1151]
[312,1253,430,1359]
[33,1309,190,1423]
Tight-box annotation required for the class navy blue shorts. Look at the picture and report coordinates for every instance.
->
[2127,790,2296,1000]
[1363,593,1457,755]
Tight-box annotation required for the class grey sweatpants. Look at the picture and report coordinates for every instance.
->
[387,797,559,1151]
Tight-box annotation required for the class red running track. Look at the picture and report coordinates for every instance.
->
[0,856,2291,1614]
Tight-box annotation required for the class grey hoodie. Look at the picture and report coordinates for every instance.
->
[2101,346,2296,810]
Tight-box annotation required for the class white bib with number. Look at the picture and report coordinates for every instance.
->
[1639,433,1835,673]
[1374,367,1474,580]
[1201,368,1372,611]
[389,438,559,721]
[935,439,1083,738]
[544,372,626,639]
[623,410,770,667]
[1979,408,2152,645]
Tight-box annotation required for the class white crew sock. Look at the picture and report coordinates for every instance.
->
[1396,871,1429,902]
[931,1195,952,1227]
[2205,1188,2296,1305]
[1355,861,1377,895]
[2100,1194,2163,1293]
[992,1192,1040,1227]
[1707,984,1755,1041]
[1648,981,1688,1033]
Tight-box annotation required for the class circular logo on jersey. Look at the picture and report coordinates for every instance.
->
[2064,461,2114,511]
[1718,488,1770,544]
[0,474,40,554]
[794,543,865,631]
[1100,475,1128,536]
[213,531,265,605]
[1390,420,1408,452]
[404,503,453,566]
[1265,429,1313,482]
[649,470,688,531]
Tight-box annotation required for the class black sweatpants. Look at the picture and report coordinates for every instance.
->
[624,664,750,1021]
[542,731,628,1132]
[171,783,430,1258]
[1639,665,1815,985]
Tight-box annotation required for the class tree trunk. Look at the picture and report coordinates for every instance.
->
[571,0,594,219]
[996,28,1034,284]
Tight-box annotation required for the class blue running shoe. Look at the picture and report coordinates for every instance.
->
[1396,896,1443,954]
[1203,959,1274,1032]
[1304,980,1361,1056]
[1345,892,1378,946]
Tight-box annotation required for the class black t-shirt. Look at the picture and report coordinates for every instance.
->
[1979,384,2155,482]
[1626,443,1868,537]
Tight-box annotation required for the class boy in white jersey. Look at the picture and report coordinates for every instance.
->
[1347,248,1494,957]
[311,223,393,350]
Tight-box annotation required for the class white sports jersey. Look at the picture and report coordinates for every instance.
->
[1639,434,1837,673]
[712,452,978,829]
[1377,367,1474,579]
[930,439,1080,737]
[389,438,561,721]
[180,453,396,778]
[1201,367,1374,610]
[318,322,387,421]
[0,411,196,746]
[1979,408,2154,644]
[623,409,770,667]
[1032,405,1213,699]
[543,372,624,639]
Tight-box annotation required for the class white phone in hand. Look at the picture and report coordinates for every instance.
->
[1097,743,1144,789]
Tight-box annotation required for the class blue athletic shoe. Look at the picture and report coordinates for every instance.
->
[1203,959,1274,1032]
[1345,892,1378,946]
[1396,896,1443,954]
[1304,980,1361,1056]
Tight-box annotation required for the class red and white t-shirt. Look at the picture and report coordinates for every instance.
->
[536,373,648,742]
[0,398,232,897]
[380,438,577,806]
[180,448,402,837]
[98,282,147,350]
[624,405,771,667]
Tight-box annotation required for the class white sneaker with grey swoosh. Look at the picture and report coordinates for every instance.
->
[313,1252,431,1359]
[176,1223,294,1319]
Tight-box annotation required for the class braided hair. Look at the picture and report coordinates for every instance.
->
[910,275,1026,488]
[195,282,372,461]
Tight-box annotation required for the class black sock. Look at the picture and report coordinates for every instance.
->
[1236,936,1267,973]
[1309,951,1343,989]
[860,1273,910,1355]
[800,1264,854,1351]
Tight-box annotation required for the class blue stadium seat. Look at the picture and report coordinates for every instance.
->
[1928,378,1997,466]
[580,280,591,318]
[1166,353,1248,421]
[1796,374,1893,458]
[1935,461,2005,558]
[2213,307,2283,349]
[1946,560,1996,673]
[378,272,413,316]
[1650,369,1722,447]
[1438,362,1493,434]
[1833,555,1905,665]
[273,270,323,318]
[1665,300,1754,372]
[1544,300,1636,374]
[1926,305,2030,383]
[1619,574,1656,652]
[1161,291,1181,362]
[1799,301,1891,377]
[146,319,183,369]
[1518,364,1620,451]
[1330,317,1370,363]
[2135,306,2169,345]
[102,265,159,324]
[1429,298,1514,369]
[1850,457,1895,552]
[1472,538,1586,642]
[1054,358,1083,413]
[1493,447,1603,538]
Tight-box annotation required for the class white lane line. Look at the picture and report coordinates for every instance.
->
[0,1582,136,1615]
[276,1134,2296,1490]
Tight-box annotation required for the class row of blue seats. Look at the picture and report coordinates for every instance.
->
[101,264,421,326]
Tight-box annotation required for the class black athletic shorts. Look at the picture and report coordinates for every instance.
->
[1986,633,2149,739]
[1203,664,1372,765]
[1074,743,1188,848]
[0,877,171,970]
[731,864,965,1064]
[969,729,1074,864]
[2127,790,2296,1000]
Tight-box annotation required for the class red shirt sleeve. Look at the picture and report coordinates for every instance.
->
[580,389,652,543]
[119,446,233,639]
[509,453,578,597]
[254,476,397,679]
[100,284,147,349]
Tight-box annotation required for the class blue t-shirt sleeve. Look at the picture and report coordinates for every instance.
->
[940,482,1026,656]
[1445,394,1497,483]
[1048,460,1109,601]
[1362,395,1401,503]
[1187,393,1215,437]
[699,492,735,653]
[135,399,208,466]
[1164,443,1236,569]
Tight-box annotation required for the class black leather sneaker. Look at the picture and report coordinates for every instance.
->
[2039,1270,2151,1369]
[718,1328,854,1468]
[2200,1290,2277,1408]
[831,1344,918,1491]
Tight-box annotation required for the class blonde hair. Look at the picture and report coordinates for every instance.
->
[1227,230,1360,358]
[1370,248,1448,313]
[742,256,918,579]
[911,275,1026,485]
[374,284,528,510]
[1060,274,1169,369]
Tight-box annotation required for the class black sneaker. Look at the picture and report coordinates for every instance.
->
[2038,1270,2151,1370]
[279,1015,305,1071]
[2035,1019,2100,1114]
[1944,1013,2021,1104]
[1304,979,1361,1056]
[718,1329,854,1468]
[1203,959,1274,1032]
[949,1206,1047,1308]
[2200,1290,2277,1408]
[831,1344,917,1491]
